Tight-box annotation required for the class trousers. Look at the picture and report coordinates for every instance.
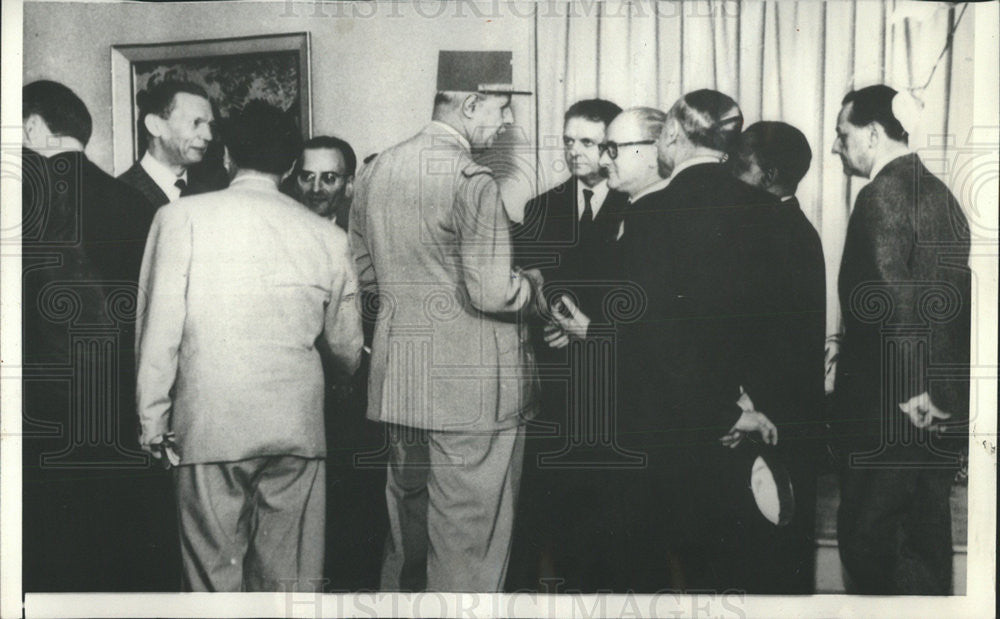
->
[174,455,325,592]
[837,454,955,594]
[380,424,525,592]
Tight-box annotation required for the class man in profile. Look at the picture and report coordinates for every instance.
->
[119,80,223,211]
[351,50,541,592]
[554,91,781,591]
[136,100,363,591]
[282,135,357,229]
[832,84,970,595]
[730,120,827,593]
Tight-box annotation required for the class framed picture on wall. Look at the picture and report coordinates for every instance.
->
[110,32,312,175]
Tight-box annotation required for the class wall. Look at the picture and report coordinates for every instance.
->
[24,0,537,176]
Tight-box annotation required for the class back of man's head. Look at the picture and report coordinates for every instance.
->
[841,84,908,145]
[565,99,623,128]
[738,121,812,190]
[224,100,301,175]
[619,106,668,140]
[23,80,93,146]
[667,89,743,153]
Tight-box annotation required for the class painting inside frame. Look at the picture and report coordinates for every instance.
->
[111,33,311,175]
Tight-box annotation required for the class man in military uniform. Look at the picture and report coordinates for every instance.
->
[349,51,542,592]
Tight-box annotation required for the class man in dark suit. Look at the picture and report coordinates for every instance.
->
[281,135,386,589]
[21,80,178,591]
[831,85,970,595]
[281,135,357,230]
[118,80,225,212]
[553,91,782,592]
[507,99,633,592]
[729,121,827,593]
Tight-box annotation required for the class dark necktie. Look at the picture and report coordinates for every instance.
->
[175,178,190,197]
[579,189,595,246]
[581,189,594,225]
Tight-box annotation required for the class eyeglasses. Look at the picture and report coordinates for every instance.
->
[297,170,348,185]
[597,140,657,160]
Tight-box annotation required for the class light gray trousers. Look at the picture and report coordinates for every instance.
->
[380,424,525,592]
[174,455,325,592]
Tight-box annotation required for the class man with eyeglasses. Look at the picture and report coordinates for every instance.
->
[282,135,357,230]
[507,99,631,592]
[552,92,783,592]
[281,134,385,588]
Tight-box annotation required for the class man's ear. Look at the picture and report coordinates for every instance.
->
[867,122,881,147]
[460,94,479,119]
[762,165,779,188]
[23,114,43,143]
[144,113,166,139]
[344,176,355,200]
[662,118,680,144]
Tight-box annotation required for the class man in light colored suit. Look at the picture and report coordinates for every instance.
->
[136,101,363,591]
[350,51,541,592]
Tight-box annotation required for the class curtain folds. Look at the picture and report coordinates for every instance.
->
[529,0,971,338]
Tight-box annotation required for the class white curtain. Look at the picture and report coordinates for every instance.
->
[524,0,973,341]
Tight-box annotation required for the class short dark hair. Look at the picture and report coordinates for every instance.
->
[136,80,211,147]
[738,121,812,188]
[223,100,301,175]
[841,84,908,144]
[667,89,744,153]
[298,135,357,176]
[138,80,210,122]
[564,98,623,128]
[22,80,93,146]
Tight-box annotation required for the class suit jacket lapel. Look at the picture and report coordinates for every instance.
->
[124,162,170,208]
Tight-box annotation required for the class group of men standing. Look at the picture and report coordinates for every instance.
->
[21,47,969,597]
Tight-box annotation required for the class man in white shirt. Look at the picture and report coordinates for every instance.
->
[507,100,644,591]
[119,80,220,208]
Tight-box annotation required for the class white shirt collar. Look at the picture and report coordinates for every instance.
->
[141,151,188,202]
[781,195,796,202]
[666,155,724,184]
[629,176,671,204]
[230,170,279,190]
[430,120,471,152]
[577,179,610,219]
[869,149,912,181]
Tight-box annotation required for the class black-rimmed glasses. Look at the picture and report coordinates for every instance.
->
[598,140,656,160]
[297,170,348,185]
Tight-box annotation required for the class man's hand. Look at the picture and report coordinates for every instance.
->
[720,389,757,448]
[720,391,778,448]
[550,294,591,341]
[146,432,180,469]
[543,323,570,349]
[899,391,952,429]
[520,268,549,319]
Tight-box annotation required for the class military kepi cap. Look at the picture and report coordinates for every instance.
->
[436,51,531,95]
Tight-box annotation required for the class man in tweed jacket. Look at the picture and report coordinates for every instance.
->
[832,85,971,595]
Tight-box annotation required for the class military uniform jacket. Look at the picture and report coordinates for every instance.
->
[350,122,538,432]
